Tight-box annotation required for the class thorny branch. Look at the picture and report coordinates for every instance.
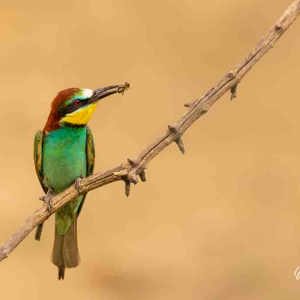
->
[0,0,300,261]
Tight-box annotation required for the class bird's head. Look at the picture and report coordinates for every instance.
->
[44,82,129,132]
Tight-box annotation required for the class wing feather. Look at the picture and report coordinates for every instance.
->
[77,126,95,216]
[34,130,47,193]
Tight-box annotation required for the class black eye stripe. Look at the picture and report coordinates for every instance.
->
[58,99,89,116]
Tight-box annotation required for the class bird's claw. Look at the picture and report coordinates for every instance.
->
[75,177,83,193]
[39,191,53,213]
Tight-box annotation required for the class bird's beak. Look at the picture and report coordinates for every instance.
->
[90,82,130,103]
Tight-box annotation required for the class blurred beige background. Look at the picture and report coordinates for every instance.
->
[0,0,300,299]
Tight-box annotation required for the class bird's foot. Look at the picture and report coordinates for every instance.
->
[39,190,54,213]
[75,176,84,194]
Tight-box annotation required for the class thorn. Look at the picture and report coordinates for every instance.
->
[275,24,283,32]
[230,84,238,100]
[127,158,138,167]
[168,125,185,154]
[201,103,210,113]
[175,137,185,154]
[184,102,193,108]
[124,179,131,197]
[139,169,147,182]
[168,125,179,135]
[123,172,138,197]
[227,71,235,79]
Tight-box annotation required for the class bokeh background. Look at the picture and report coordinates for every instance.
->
[1,0,300,299]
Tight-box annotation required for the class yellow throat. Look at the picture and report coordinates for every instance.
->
[60,103,97,125]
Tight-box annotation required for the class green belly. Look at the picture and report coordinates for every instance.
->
[43,126,87,234]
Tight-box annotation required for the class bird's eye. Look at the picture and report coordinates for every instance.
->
[73,99,81,106]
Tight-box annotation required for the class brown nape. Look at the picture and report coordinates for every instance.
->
[43,88,80,132]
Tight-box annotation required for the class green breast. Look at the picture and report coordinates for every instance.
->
[43,126,87,192]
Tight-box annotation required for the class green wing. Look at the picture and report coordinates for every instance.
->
[34,130,48,193]
[86,126,95,176]
[34,130,48,240]
[77,126,95,216]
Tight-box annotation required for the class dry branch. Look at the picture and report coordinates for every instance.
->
[0,0,300,261]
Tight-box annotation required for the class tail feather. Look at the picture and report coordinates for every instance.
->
[52,218,79,280]
[58,266,65,280]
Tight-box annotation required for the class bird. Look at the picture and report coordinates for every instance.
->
[33,82,129,279]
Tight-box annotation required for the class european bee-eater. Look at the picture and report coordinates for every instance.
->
[34,83,129,279]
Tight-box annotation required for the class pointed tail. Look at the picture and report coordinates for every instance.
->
[52,218,80,280]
